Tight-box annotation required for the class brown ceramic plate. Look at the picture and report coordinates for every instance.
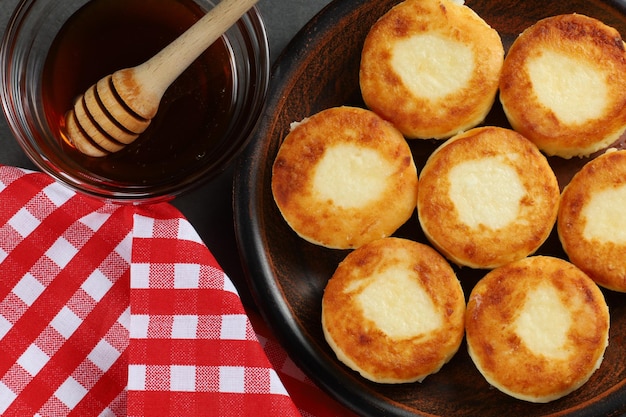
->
[233,0,626,415]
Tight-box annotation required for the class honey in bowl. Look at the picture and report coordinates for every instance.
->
[41,0,234,186]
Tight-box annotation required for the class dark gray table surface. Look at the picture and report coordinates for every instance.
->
[0,0,332,308]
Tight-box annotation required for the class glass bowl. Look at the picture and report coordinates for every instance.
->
[1,0,269,203]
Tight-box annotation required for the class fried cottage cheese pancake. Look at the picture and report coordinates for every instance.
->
[417,126,560,269]
[322,237,465,383]
[466,256,610,403]
[271,106,418,249]
[499,13,626,158]
[359,0,503,139]
[558,149,626,292]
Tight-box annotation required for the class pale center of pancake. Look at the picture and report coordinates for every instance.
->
[448,155,525,230]
[527,49,607,125]
[514,283,571,359]
[355,267,442,339]
[312,143,392,208]
[391,33,474,101]
[582,183,626,243]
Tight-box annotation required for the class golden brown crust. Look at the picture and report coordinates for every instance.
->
[322,237,465,383]
[417,126,560,268]
[272,106,418,249]
[466,256,609,402]
[499,14,626,158]
[558,149,626,292]
[359,0,503,139]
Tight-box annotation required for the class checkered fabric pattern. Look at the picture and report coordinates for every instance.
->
[0,165,353,416]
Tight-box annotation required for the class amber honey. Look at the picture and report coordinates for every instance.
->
[42,0,234,185]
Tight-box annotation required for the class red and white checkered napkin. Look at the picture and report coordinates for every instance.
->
[0,165,354,416]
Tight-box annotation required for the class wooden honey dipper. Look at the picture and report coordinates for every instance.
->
[64,0,258,157]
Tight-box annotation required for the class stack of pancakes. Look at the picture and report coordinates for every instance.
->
[270,0,622,402]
